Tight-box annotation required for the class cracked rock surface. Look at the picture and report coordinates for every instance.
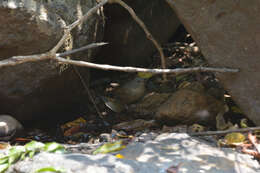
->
[6,133,260,173]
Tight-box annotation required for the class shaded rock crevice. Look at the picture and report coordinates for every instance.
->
[0,0,104,123]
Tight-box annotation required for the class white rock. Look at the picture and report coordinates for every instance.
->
[0,115,23,140]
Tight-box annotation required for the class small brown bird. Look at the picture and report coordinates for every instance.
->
[103,77,147,113]
[113,76,146,104]
[103,72,153,112]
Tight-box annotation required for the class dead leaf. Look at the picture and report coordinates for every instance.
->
[93,140,126,155]
[248,132,260,153]
[14,138,31,142]
[166,163,182,173]
[61,117,86,130]
[224,132,246,145]
[115,154,125,159]
[240,118,249,128]
[0,142,10,150]
[242,147,260,159]
[63,125,81,137]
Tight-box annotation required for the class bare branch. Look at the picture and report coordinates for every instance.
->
[0,0,109,67]
[108,0,167,80]
[189,126,260,136]
[0,49,239,74]
[51,29,71,54]
[0,42,107,68]
[55,56,239,74]
[0,53,53,68]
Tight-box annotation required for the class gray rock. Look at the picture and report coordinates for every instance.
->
[7,152,160,173]
[134,132,158,142]
[119,133,260,173]
[6,133,260,173]
[155,89,226,126]
[0,115,23,141]
[0,0,104,122]
[166,0,260,125]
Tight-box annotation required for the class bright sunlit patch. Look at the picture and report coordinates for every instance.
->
[38,5,48,21]
[8,1,17,9]
[0,122,7,127]
[224,94,231,98]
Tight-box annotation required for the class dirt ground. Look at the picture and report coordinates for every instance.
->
[12,26,250,150]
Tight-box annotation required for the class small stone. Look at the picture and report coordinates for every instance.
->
[0,115,23,141]
[191,46,200,55]
[99,133,112,143]
[135,132,158,142]
[155,89,226,126]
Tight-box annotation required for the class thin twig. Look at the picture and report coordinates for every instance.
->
[55,56,239,74]
[189,126,260,136]
[72,66,104,119]
[51,0,109,54]
[108,0,167,80]
[51,29,71,54]
[0,42,239,74]
[68,0,108,31]
[0,51,239,74]
[57,42,108,57]
[0,42,106,68]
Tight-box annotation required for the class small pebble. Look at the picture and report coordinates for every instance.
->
[135,132,158,142]
[99,133,112,143]
[0,115,23,141]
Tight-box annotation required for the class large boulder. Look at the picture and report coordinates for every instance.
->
[0,0,104,122]
[95,0,180,66]
[5,133,260,173]
[166,0,260,125]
